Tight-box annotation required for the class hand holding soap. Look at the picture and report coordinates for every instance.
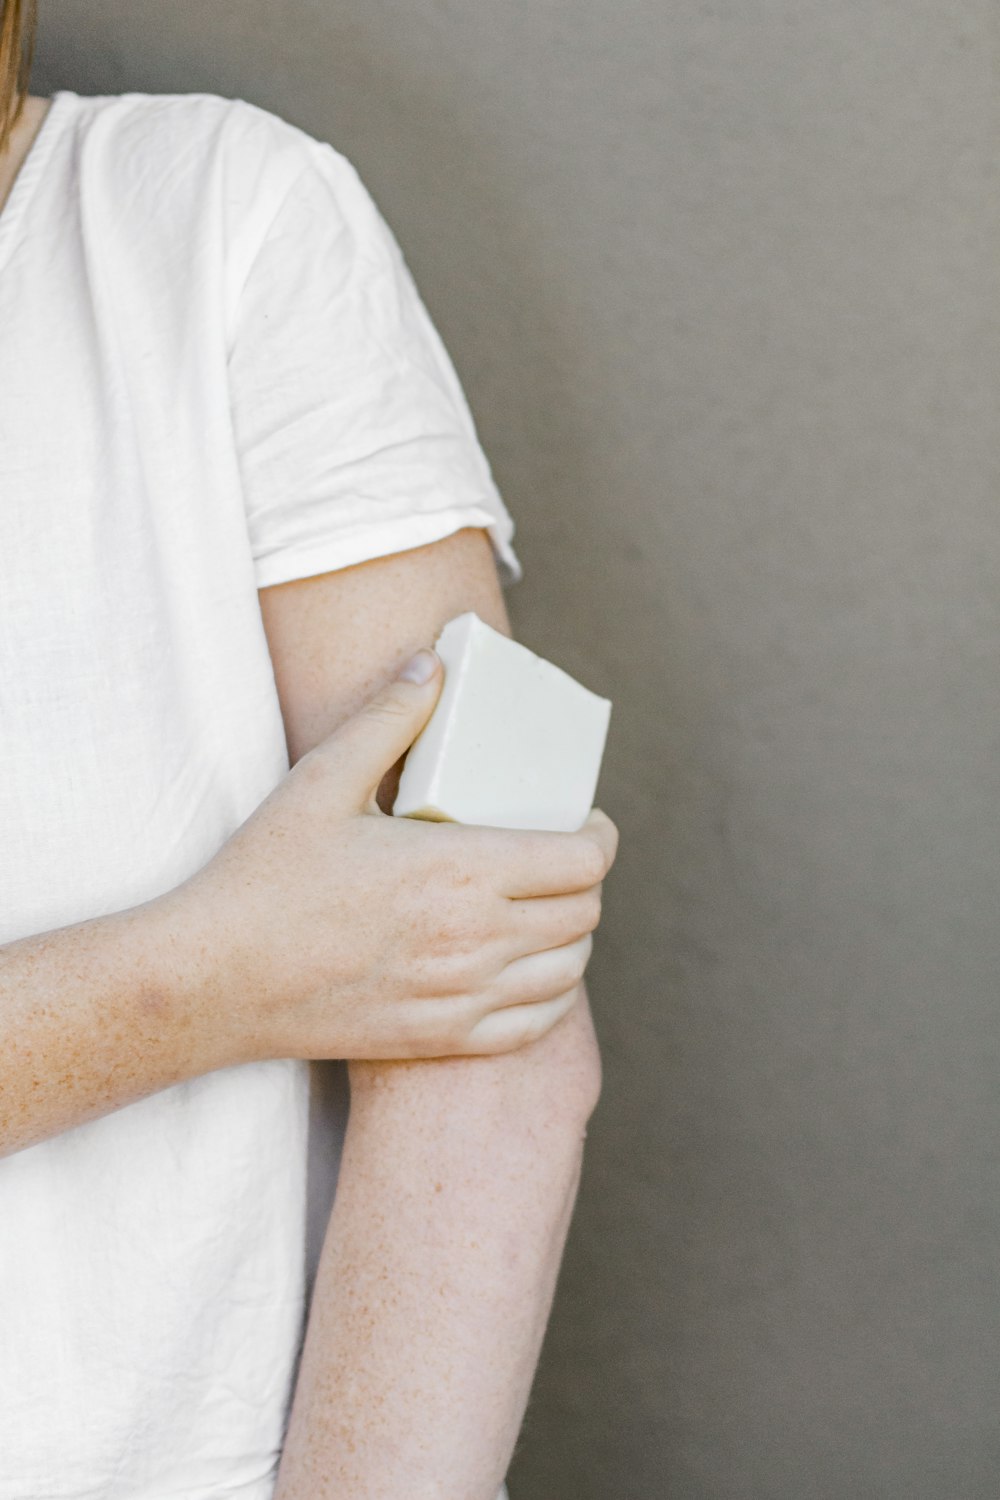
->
[392,612,611,834]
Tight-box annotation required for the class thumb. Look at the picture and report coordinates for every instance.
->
[325,648,443,811]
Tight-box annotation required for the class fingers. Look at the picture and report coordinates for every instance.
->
[461,930,593,1053]
[480,808,619,898]
[465,986,581,1054]
[316,650,444,809]
[502,886,602,960]
[378,926,595,1061]
[491,931,594,1009]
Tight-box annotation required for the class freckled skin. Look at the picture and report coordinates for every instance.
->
[0,901,233,1155]
[263,529,604,1498]
[0,322,607,1487]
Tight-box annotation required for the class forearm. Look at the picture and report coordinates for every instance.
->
[0,892,228,1158]
[274,980,600,1500]
[258,526,610,1494]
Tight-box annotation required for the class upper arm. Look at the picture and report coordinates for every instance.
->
[258,525,510,806]
[259,522,602,1114]
[232,110,601,1108]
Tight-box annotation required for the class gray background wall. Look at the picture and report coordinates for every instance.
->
[33,3,1000,1495]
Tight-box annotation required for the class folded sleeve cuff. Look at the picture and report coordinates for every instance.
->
[251,501,523,591]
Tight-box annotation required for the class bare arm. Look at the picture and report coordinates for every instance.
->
[0,886,228,1158]
[263,527,603,1499]
[0,535,608,1162]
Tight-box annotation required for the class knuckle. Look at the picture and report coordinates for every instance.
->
[402,950,437,993]
[427,951,475,995]
[583,888,603,929]
[293,750,333,792]
[594,807,619,845]
[437,855,481,896]
[424,908,476,959]
[586,813,619,876]
[426,916,460,953]
[580,840,606,886]
[438,890,493,949]
[365,693,411,727]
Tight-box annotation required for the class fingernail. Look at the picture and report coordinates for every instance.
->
[398,648,437,684]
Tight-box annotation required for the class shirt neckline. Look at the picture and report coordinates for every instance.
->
[0,90,76,275]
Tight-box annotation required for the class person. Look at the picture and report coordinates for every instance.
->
[0,7,619,1500]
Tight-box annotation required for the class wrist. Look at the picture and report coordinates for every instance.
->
[136,881,263,1077]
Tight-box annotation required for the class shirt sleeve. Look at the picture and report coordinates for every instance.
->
[225,121,523,592]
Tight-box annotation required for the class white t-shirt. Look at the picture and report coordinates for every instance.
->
[0,89,521,1500]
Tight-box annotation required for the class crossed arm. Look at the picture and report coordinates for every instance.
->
[258,526,602,1499]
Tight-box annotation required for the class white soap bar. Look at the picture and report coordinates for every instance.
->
[392,611,611,833]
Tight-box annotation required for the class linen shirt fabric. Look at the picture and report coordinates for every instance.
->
[0,88,520,1500]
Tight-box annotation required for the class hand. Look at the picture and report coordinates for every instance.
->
[166,648,619,1063]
